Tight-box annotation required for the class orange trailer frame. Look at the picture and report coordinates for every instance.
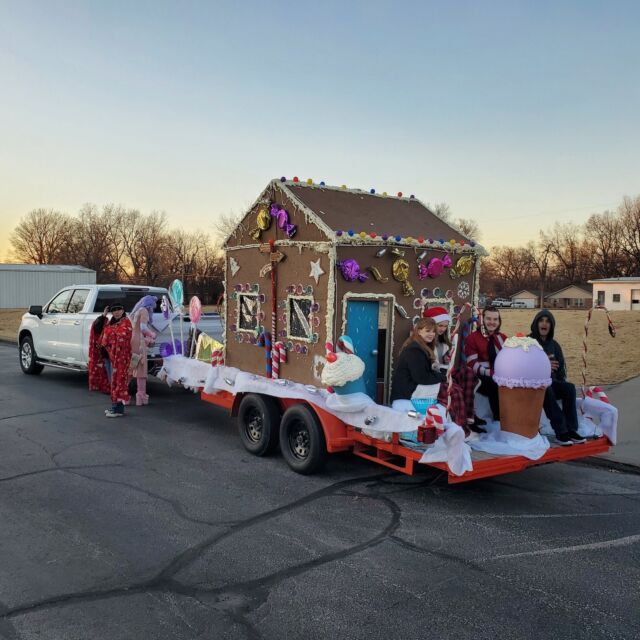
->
[201,390,612,484]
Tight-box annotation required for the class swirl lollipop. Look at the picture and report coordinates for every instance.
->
[188,296,202,357]
[169,279,185,355]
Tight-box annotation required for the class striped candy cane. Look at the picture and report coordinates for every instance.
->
[211,349,224,367]
[426,405,445,437]
[263,331,272,377]
[585,386,610,404]
[581,306,616,399]
[445,302,473,421]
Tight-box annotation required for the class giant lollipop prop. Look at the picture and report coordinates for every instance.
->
[188,295,202,358]
[161,295,177,356]
[169,279,185,356]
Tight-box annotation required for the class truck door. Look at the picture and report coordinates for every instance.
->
[39,289,73,359]
[56,288,91,364]
[345,298,393,403]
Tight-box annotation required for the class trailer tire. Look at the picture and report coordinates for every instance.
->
[279,404,327,475]
[237,394,280,456]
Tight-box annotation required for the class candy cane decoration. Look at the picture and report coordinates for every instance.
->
[211,349,224,367]
[581,305,616,399]
[445,302,473,420]
[426,405,446,438]
[325,342,336,393]
[336,337,353,354]
[271,341,287,379]
[585,386,610,404]
[263,331,272,377]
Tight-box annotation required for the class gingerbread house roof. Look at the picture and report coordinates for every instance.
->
[225,179,486,254]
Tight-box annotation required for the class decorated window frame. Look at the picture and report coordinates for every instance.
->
[286,294,315,342]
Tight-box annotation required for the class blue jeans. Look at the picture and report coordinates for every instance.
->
[104,358,112,383]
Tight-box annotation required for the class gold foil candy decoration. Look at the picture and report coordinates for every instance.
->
[455,255,473,276]
[390,247,405,257]
[367,266,389,282]
[249,205,272,240]
[392,258,415,296]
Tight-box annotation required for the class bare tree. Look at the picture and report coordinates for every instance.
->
[618,195,640,276]
[10,209,74,264]
[584,210,624,278]
[455,217,481,240]
[212,210,245,247]
[526,237,554,308]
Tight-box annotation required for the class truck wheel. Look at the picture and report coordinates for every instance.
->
[237,394,280,456]
[279,404,327,475]
[19,336,44,375]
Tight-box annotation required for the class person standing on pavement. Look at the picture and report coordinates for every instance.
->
[529,309,586,446]
[129,295,157,406]
[101,303,133,418]
[88,306,111,394]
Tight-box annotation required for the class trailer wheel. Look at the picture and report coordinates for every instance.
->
[279,404,327,475]
[237,394,280,456]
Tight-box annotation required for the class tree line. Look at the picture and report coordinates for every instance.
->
[9,204,226,303]
[9,194,639,304]
[481,195,640,300]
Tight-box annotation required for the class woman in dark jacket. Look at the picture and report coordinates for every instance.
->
[391,318,445,403]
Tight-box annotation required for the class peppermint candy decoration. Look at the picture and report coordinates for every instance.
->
[457,281,470,299]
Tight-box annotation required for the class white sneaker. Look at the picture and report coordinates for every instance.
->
[105,410,123,418]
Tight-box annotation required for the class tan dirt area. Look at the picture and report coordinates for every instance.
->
[1,308,638,385]
[500,309,639,386]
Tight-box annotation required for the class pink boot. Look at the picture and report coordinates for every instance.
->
[136,378,149,406]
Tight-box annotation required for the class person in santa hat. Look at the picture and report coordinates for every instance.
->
[423,306,486,433]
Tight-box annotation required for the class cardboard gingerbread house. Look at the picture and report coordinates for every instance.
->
[223,178,485,403]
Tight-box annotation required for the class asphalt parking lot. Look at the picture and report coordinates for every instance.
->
[1,343,639,640]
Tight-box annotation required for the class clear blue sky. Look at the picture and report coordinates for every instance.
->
[1,0,639,258]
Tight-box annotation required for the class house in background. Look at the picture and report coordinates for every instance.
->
[510,289,540,308]
[544,284,592,309]
[588,277,640,310]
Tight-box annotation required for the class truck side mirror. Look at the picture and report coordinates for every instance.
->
[29,305,43,318]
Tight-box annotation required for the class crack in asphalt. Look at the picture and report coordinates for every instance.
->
[0,402,107,422]
[0,472,397,632]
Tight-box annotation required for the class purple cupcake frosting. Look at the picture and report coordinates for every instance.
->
[493,336,552,389]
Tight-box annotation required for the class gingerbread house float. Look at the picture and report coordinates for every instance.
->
[223,178,485,403]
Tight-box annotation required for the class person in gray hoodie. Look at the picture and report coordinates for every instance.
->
[529,309,586,445]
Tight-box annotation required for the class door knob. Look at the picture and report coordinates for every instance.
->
[371,349,378,356]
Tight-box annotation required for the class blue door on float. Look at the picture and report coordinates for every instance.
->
[346,300,379,399]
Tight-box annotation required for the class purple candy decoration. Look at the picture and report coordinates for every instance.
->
[270,203,297,238]
[159,342,173,358]
[337,259,369,283]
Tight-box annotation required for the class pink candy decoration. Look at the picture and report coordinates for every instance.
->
[418,253,453,279]
[189,296,202,324]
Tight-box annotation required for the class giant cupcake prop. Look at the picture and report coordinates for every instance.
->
[493,335,552,438]
[321,336,366,396]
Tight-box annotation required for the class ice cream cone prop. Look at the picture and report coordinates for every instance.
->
[321,336,366,395]
[493,335,552,438]
[581,306,616,399]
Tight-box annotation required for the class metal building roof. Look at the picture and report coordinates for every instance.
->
[0,263,95,273]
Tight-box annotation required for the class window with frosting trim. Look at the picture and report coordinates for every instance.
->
[237,294,259,332]
[287,295,313,341]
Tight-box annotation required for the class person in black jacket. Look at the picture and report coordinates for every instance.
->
[530,309,586,446]
[391,318,447,405]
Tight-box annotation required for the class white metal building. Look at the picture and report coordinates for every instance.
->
[0,264,96,309]
[588,277,640,311]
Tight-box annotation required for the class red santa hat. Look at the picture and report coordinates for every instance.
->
[422,306,451,323]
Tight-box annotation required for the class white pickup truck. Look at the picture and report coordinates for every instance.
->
[18,284,223,376]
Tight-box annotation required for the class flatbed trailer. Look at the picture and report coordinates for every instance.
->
[201,389,611,484]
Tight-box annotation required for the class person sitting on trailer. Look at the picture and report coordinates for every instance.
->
[463,306,506,422]
[529,309,586,446]
[391,318,470,432]
[425,306,487,433]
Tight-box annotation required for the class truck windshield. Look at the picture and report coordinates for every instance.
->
[92,289,166,313]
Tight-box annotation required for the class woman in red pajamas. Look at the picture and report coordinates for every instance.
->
[88,306,111,394]
[101,304,133,417]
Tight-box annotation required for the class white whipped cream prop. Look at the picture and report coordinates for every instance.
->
[321,336,370,413]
